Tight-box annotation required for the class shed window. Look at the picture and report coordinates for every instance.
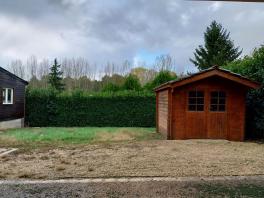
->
[188,91,204,111]
[210,91,226,112]
[2,88,13,105]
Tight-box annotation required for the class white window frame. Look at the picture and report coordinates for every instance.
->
[2,88,14,105]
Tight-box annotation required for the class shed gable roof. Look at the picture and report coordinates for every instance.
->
[154,66,261,92]
[0,67,28,85]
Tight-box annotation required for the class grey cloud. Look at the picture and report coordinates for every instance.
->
[0,0,263,73]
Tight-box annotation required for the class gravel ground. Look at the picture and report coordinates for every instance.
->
[1,176,264,198]
[1,140,264,179]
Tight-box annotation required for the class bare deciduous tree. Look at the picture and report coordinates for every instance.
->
[27,55,38,79]
[10,59,25,79]
[154,54,176,72]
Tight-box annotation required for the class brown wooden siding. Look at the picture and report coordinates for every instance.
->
[0,70,27,121]
[170,76,248,141]
[171,88,186,139]
[157,90,169,137]
[227,88,246,141]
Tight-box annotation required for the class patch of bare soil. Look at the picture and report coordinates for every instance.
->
[1,140,264,179]
[96,131,134,142]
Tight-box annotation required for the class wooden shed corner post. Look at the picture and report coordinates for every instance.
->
[239,90,247,141]
[167,88,172,140]
[156,91,159,134]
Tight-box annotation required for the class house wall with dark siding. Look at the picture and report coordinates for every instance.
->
[0,69,27,121]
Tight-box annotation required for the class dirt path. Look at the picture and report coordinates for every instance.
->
[1,176,264,197]
[1,140,264,179]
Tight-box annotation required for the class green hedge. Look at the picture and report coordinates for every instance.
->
[25,89,156,127]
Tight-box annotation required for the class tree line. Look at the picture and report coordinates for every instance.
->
[9,54,178,92]
[47,57,177,93]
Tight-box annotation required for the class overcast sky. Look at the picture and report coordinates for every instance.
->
[0,0,264,73]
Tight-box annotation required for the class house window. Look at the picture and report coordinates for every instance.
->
[210,91,226,112]
[2,88,14,104]
[188,90,204,111]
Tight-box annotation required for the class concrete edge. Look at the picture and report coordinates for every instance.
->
[1,175,264,185]
[0,118,24,130]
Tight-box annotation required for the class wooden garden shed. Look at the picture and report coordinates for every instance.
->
[155,66,260,141]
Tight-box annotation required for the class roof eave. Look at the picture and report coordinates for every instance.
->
[154,67,262,92]
[154,85,171,92]
[0,67,29,85]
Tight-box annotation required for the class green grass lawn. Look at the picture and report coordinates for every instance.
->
[0,127,160,148]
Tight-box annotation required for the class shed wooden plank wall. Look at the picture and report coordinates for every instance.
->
[0,70,26,121]
[170,76,247,141]
[171,88,186,139]
[157,90,169,137]
[227,88,246,141]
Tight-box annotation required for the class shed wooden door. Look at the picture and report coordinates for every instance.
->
[186,112,207,139]
[185,90,207,139]
[207,91,228,139]
[169,74,253,141]
[183,88,228,139]
[207,113,228,139]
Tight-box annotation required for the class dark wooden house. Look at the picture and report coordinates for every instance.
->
[0,67,28,129]
[155,66,260,141]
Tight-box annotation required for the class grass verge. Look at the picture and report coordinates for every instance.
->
[0,127,161,150]
[196,183,264,197]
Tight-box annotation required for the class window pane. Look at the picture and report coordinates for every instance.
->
[189,91,196,97]
[197,98,204,104]
[211,92,218,98]
[197,91,204,97]
[189,98,196,104]
[197,105,204,111]
[211,98,218,104]
[210,91,226,112]
[188,105,196,111]
[219,105,225,112]
[7,89,12,102]
[219,98,226,105]
[188,91,204,112]
[210,105,218,112]
[219,92,226,98]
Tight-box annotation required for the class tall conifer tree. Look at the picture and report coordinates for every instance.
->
[190,21,242,70]
[48,58,64,91]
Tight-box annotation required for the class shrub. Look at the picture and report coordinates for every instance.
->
[122,74,142,91]
[25,89,156,127]
[102,83,120,92]
[224,45,264,139]
[145,70,177,91]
